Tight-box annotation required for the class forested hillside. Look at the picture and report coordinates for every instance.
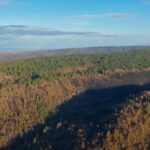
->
[0,49,149,85]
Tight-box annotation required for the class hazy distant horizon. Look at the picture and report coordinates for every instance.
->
[0,45,149,53]
[1,45,141,52]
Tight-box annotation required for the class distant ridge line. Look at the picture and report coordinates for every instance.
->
[0,46,149,61]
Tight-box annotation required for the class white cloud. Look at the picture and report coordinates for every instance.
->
[69,15,97,20]
[102,13,136,19]
[69,13,137,21]
[0,25,117,40]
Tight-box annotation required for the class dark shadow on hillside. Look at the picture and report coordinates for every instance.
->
[2,83,150,150]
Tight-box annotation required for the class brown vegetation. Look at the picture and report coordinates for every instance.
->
[0,70,150,149]
[51,64,98,75]
[93,91,150,150]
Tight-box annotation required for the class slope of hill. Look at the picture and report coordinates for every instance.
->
[1,73,150,150]
[94,91,150,150]
[0,49,150,150]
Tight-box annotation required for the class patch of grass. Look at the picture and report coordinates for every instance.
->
[145,102,150,114]
[36,101,49,122]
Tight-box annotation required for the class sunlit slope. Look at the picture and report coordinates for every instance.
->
[93,91,150,150]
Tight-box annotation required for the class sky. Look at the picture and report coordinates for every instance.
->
[0,0,150,51]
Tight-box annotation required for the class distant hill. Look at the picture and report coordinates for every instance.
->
[0,46,149,61]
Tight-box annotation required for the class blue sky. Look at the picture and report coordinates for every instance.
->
[0,0,150,50]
